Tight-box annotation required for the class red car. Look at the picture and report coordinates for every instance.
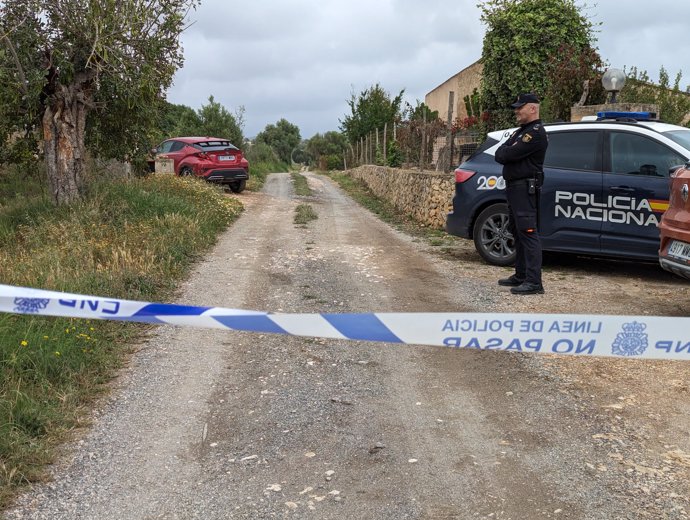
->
[659,164,690,280]
[150,137,249,193]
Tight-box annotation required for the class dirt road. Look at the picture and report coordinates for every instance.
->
[5,172,689,519]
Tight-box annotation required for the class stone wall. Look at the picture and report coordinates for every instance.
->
[347,165,454,229]
[570,103,659,121]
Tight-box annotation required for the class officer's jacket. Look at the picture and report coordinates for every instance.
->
[494,119,548,182]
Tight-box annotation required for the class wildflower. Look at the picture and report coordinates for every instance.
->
[54,351,61,357]
[20,340,28,347]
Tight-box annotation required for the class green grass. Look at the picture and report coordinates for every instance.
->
[290,172,313,196]
[294,203,318,225]
[0,170,243,508]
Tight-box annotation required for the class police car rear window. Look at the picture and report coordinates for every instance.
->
[471,137,499,159]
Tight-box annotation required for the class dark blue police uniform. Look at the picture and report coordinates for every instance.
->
[494,100,548,294]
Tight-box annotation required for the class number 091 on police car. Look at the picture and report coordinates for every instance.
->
[668,240,690,262]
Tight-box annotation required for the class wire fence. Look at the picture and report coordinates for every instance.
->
[343,121,481,172]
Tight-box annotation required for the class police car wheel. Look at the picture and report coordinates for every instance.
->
[472,203,516,266]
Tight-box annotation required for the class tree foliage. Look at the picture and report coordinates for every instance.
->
[157,102,203,141]
[195,96,244,145]
[542,43,606,121]
[255,118,301,164]
[403,100,439,122]
[0,0,196,204]
[620,67,690,127]
[479,0,599,129]
[152,97,244,147]
[340,83,404,143]
[305,131,348,170]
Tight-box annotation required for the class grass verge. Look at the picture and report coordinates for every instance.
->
[0,171,242,508]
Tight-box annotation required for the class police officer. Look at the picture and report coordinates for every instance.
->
[494,93,548,295]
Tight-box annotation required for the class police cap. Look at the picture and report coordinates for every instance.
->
[510,93,540,108]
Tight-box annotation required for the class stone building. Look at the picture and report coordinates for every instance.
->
[424,61,483,123]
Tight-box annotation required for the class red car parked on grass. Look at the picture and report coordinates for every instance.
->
[150,137,249,193]
[659,164,690,280]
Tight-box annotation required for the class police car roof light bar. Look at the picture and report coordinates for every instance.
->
[596,111,657,121]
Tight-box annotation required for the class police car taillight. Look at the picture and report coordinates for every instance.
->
[455,168,476,183]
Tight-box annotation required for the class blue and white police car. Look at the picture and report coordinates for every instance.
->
[446,113,690,266]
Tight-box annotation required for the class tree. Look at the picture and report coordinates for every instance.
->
[542,43,605,121]
[620,67,690,127]
[403,100,439,122]
[479,0,599,129]
[255,119,301,164]
[0,0,197,204]
[340,83,404,143]
[305,131,348,170]
[196,96,244,145]
[157,102,203,141]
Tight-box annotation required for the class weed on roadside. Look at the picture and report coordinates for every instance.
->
[294,203,318,226]
[290,172,313,197]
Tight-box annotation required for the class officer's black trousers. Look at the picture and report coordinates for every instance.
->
[506,181,542,285]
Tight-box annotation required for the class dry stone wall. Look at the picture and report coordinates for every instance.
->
[347,165,454,229]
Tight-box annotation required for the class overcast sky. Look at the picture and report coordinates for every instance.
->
[166,0,690,139]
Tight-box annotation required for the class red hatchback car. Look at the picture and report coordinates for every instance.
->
[150,137,249,193]
[659,164,690,280]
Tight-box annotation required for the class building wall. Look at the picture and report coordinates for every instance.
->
[425,61,484,123]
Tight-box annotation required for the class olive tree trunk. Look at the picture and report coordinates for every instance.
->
[42,70,95,205]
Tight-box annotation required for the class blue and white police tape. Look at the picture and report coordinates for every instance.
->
[0,284,688,360]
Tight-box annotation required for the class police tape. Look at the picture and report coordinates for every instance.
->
[0,284,688,361]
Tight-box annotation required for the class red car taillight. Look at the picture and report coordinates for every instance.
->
[196,152,209,160]
[455,168,476,183]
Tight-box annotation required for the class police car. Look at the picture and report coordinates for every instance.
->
[446,113,690,266]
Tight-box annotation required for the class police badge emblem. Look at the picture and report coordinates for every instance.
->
[14,297,50,314]
[522,134,532,143]
[611,321,648,357]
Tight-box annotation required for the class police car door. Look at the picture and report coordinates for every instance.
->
[601,131,681,259]
[540,129,603,256]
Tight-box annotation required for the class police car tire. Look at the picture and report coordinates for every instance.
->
[472,203,517,267]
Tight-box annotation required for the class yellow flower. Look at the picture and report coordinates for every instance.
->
[20,340,28,347]
[54,351,61,356]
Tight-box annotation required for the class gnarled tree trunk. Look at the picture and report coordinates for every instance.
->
[42,70,95,205]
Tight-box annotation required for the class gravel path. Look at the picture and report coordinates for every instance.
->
[4,172,689,519]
